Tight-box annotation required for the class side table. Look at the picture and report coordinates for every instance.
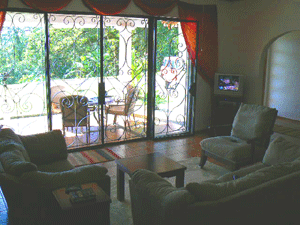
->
[52,183,111,225]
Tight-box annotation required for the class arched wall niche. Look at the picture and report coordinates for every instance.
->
[261,30,300,121]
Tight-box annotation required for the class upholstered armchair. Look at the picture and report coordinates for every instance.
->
[200,103,278,171]
[0,128,110,224]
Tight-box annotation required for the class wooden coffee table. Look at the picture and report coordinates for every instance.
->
[115,152,187,201]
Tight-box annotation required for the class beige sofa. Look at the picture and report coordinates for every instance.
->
[0,128,110,224]
[129,134,300,225]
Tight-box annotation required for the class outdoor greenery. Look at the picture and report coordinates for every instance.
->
[0,13,180,87]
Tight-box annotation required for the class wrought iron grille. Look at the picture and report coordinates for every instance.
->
[0,11,196,149]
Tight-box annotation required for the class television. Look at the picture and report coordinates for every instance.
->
[214,73,244,97]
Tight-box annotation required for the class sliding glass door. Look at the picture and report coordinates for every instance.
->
[154,19,195,138]
[0,12,47,135]
[0,11,197,149]
[49,14,102,148]
[103,16,148,143]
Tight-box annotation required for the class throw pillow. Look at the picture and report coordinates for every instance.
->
[231,103,277,141]
[0,150,37,176]
[0,128,31,161]
[262,136,300,166]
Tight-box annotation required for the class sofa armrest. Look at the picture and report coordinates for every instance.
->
[130,169,196,225]
[19,130,68,165]
[19,164,109,190]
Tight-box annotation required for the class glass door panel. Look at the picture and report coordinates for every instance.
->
[49,14,101,148]
[103,16,148,143]
[155,20,194,138]
[0,12,47,134]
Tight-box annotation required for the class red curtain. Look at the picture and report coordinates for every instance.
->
[133,0,177,16]
[21,0,73,12]
[82,0,131,15]
[178,2,218,87]
[0,0,7,32]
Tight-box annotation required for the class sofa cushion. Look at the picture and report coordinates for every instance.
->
[217,162,267,182]
[231,104,277,141]
[19,164,108,189]
[0,150,37,176]
[0,128,31,161]
[186,160,300,201]
[200,136,252,162]
[19,130,68,165]
[263,136,300,166]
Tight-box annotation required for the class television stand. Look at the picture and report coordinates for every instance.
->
[210,94,243,136]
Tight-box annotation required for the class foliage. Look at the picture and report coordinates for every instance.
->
[103,26,119,77]
[131,27,147,87]
[0,13,180,86]
[156,21,179,72]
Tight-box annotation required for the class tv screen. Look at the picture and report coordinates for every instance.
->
[218,75,240,91]
[214,73,243,97]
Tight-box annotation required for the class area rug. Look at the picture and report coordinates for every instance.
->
[67,148,121,167]
[273,124,300,138]
[109,156,230,225]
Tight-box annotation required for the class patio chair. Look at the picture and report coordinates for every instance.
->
[105,85,139,131]
[200,103,278,171]
[51,85,66,114]
[60,95,90,143]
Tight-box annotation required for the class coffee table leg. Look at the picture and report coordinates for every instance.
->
[117,165,125,201]
[175,170,185,188]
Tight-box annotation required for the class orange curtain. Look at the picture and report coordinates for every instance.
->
[133,0,177,16]
[178,2,218,87]
[0,0,7,32]
[82,0,131,15]
[21,0,73,12]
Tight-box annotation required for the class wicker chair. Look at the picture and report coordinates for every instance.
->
[60,95,90,143]
[51,85,66,114]
[105,85,139,131]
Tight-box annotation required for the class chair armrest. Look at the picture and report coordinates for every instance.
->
[130,169,195,225]
[131,169,176,193]
[19,130,68,165]
[19,164,109,190]
[107,103,126,107]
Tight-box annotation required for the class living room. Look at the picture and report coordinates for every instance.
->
[0,0,300,224]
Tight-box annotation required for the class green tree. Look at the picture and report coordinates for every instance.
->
[0,15,180,86]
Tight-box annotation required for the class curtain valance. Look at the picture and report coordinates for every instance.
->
[21,0,73,12]
[133,0,177,16]
[82,0,131,15]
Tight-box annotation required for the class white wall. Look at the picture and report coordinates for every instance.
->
[265,31,300,120]
[7,0,300,130]
[216,0,300,124]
